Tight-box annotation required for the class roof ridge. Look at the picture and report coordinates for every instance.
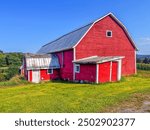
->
[42,22,93,47]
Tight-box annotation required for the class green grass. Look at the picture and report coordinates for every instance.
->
[137,63,150,71]
[0,70,150,113]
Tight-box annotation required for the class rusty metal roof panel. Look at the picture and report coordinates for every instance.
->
[25,53,60,70]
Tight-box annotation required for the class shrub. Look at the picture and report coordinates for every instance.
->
[5,66,19,80]
[137,63,150,71]
[0,73,6,81]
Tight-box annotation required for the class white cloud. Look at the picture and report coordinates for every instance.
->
[136,37,150,54]
[138,37,150,44]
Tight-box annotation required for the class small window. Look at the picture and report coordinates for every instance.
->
[106,30,112,37]
[47,69,53,74]
[75,64,80,73]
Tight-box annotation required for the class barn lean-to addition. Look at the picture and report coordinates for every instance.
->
[22,13,138,83]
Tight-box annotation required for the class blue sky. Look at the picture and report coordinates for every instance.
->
[0,0,150,54]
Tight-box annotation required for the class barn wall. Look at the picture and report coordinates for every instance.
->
[23,58,28,80]
[56,49,74,80]
[75,15,136,75]
[29,70,32,82]
[75,64,96,82]
[111,61,118,82]
[40,69,59,81]
[98,62,111,83]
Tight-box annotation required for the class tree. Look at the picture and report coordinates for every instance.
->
[5,66,19,80]
[0,53,7,67]
[143,57,149,64]
[0,50,3,53]
[136,58,142,63]
[5,53,23,66]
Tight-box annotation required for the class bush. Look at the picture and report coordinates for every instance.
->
[0,75,28,87]
[137,63,150,71]
[5,66,19,80]
[0,73,6,81]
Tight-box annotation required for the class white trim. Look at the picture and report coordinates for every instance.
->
[73,24,94,48]
[28,70,30,81]
[75,64,80,73]
[73,47,76,61]
[135,50,137,74]
[117,60,122,81]
[73,48,76,81]
[72,12,138,51]
[107,13,138,50]
[96,64,99,83]
[110,61,112,82]
[73,13,113,49]
[73,56,98,63]
[97,56,125,64]
[106,30,112,37]
[47,69,53,74]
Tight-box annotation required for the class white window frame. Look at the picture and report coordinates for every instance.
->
[47,69,53,74]
[106,30,112,37]
[75,64,80,73]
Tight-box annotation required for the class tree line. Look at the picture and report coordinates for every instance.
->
[0,51,24,81]
[136,57,150,64]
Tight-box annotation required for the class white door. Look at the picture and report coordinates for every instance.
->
[32,70,40,83]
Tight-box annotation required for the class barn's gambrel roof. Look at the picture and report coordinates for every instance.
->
[37,13,138,54]
[37,23,92,54]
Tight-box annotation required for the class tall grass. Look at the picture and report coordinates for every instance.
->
[137,63,150,71]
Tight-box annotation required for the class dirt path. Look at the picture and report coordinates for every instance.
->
[104,93,150,113]
[119,100,150,113]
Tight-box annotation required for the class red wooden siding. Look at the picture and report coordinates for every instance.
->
[75,64,96,82]
[98,61,118,83]
[40,69,50,80]
[56,49,73,80]
[98,62,110,83]
[111,62,118,82]
[75,15,136,76]
[40,69,59,81]
[29,70,32,82]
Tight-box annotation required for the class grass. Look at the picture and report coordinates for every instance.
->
[0,70,150,113]
[137,63,150,71]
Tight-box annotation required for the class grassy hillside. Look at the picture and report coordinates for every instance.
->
[0,70,150,113]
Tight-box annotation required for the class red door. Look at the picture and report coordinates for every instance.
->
[111,62,118,82]
[99,62,111,83]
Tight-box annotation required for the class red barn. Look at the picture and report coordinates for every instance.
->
[23,13,138,83]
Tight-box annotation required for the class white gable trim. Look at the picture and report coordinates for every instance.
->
[73,13,112,49]
[73,12,138,51]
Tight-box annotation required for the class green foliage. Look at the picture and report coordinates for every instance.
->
[0,52,24,81]
[5,53,23,66]
[0,70,150,112]
[0,75,28,87]
[0,54,7,67]
[137,63,150,71]
[5,66,19,80]
[0,73,6,81]
[143,57,149,64]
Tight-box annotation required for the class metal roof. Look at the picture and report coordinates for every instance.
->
[37,13,138,54]
[73,56,124,64]
[37,23,93,54]
[25,53,60,70]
